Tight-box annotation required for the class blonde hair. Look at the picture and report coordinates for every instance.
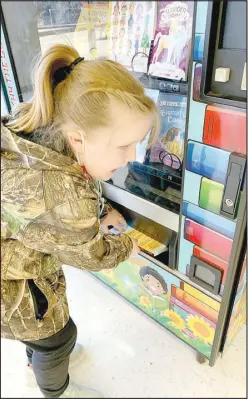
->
[7,44,159,154]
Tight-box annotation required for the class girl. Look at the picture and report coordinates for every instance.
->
[1,44,159,398]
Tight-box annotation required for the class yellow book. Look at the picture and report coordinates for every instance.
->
[110,225,168,257]
[181,282,220,312]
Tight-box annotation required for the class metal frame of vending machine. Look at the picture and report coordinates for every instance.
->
[1,1,246,367]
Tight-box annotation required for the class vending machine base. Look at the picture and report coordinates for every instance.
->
[92,254,221,362]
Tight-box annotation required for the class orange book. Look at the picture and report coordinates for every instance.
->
[171,285,218,324]
[180,281,220,312]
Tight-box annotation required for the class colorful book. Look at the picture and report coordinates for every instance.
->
[147,92,187,170]
[148,1,194,80]
[171,285,218,323]
[199,178,224,215]
[186,141,230,184]
[182,201,236,239]
[180,281,221,311]
[109,1,156,72]
[184,219,233,262]
[203,106,246,155]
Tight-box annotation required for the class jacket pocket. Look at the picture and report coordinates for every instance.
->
[28,280,48,321]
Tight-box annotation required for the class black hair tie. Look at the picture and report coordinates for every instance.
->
[53,57,84,88]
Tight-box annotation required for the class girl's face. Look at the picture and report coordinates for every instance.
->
[68,98,153,181]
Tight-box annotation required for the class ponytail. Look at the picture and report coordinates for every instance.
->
[6,45,79,133]
[7,44,159,152]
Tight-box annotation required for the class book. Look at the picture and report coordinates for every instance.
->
[180,281,221,311]
[184,219,233,262]
[147,92,187,170]
[186,141,229,184]
[171,285,218,323]
[109,223,169,257]
[148,1,194,80]
[108,1,156,72]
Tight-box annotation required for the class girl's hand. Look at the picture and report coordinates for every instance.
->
[101,209,127,233]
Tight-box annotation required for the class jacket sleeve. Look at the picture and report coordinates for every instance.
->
[100,198,113,220]
[20,202,133,272]
[1,168,133,277]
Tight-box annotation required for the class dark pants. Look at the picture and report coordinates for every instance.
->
[21,317,77,398]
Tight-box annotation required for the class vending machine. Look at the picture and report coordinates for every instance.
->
[1,1,246,366]
[92,1,247,366]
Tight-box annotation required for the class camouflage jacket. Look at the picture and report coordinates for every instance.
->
[1,123,132,341]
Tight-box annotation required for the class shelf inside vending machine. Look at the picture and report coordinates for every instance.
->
[103,85,187,228]
[108,162,182,214]
[105,200,178,271]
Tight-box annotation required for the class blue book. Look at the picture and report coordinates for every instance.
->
[182,201,236,239]
[186,141,230,184]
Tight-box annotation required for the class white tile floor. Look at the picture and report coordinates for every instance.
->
[1,266,246,398]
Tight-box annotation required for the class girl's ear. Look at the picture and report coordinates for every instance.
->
[67,130,85,153]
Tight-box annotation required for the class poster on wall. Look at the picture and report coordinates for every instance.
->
[109,1,156,72]
[148,1,194,81]
[146,92,187,171]
[75,1,111,59]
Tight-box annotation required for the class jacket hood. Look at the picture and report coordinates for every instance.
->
[1,122,83,177]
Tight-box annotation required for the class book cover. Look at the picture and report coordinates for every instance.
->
[186,141,229,184]
[180,281,221,311]
[203,106,246,154]
[184,219,233,262]
[109,1,156,72]
[148,1,194,80]
[109,224,169,257]
[171,285,218,323]
[147,92,187,170]
[182,201,236,239]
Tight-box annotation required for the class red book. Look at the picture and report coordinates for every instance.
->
[184,219,233,261]
[193,246,229,283]
[203,106,246,154]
